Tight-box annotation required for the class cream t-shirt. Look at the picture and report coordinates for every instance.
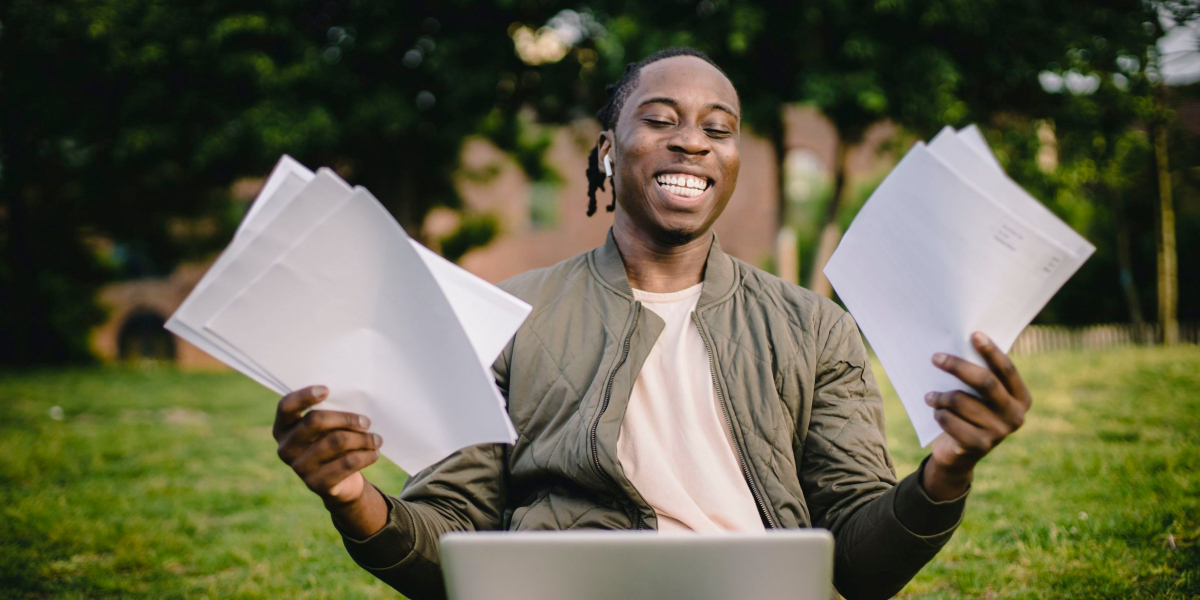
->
[616,283,765,532]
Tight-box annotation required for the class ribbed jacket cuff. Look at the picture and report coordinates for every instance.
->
[332,485,419,570]
[893,455,970,536]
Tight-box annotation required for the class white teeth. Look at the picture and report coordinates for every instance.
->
[658,182,702,198]
[655,173,709,193]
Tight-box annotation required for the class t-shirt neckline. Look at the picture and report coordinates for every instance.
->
[630,282,704,303]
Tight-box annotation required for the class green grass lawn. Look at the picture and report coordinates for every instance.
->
[1,346,1197,599]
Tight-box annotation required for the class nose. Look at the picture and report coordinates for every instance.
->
[667,123,710,156]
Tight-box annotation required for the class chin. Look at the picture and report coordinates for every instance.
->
[653,217,709,246]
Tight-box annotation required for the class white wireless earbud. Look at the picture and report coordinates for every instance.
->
[603,154,613,178]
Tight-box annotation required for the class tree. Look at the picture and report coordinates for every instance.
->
[3,0,1193,366]
[542,1,1156,296]
[1145,0,1199,345]
[988,0,1200,339]
[0,0,565,364]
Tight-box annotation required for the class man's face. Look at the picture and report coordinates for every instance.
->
[600,56,741,244]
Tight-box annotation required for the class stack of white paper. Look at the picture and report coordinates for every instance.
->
[824,125,1095,446]
[166,156,530,473]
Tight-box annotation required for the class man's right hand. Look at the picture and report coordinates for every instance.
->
[273,385,383,507]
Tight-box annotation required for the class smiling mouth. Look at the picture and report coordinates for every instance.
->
[654,173,712,199]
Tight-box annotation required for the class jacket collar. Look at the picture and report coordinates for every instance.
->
[592,227,738,308]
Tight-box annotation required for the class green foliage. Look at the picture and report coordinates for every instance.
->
[974,5,1200,325]
[575,1,1134,142]
[2,0,1195,367]
[0,0,566,364]
[439,212,500,265]
[481,115,563,185]
[565,1,1195,317]
[1,347,1197,597]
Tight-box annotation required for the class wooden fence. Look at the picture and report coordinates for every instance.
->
[1010,322,1200,355]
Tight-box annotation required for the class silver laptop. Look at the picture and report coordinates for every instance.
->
[440,530,834,600]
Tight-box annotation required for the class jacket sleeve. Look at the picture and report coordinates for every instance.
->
[801,311,969,600]
[332,341,515,600]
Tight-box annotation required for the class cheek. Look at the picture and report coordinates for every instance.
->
[617,138,661,198]
[719,146,740,187]
[623,135,658,165]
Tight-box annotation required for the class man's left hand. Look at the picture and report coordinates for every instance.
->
[922,331,1032,501]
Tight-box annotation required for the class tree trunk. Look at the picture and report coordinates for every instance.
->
[776,227,799,285]
[1113,198,1146,342]
[769,114,802,284]
[1152,92,1179,347]
[808,138,848,297]
[769,118,788,237]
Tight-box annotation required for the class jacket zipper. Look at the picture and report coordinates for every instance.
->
[590,302,641,487]
[590,302,645,530]
[692,312,778,529]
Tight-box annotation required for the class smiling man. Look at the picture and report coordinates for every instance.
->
[271,47,1032,600]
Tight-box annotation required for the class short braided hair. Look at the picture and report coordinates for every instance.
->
[586,47,729,216]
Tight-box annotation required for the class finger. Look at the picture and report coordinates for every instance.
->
[932,352,1013,410]
[291,430,383,473]
[925,390,1010,434]
[302,449,380,497]
[971,332,1032,409]
[277,410,371,464]
[291,410,371,444]
[273,385,330,439]
[933,408,994,456]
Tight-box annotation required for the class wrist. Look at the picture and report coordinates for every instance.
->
[326,481,388,540]
[922,455,974,502]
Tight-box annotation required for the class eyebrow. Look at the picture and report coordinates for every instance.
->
[636,96,740,120]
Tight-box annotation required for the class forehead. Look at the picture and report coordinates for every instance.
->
[624,55,740,117]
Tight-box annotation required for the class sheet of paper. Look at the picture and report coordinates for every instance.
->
[410,242,532,373]
[237,155,316,239]
[930,127,1094,258]
[824,143,1092,446]
[206,188,521,473]
[168,156,532,399]
[167,169,356,390]
[166,157,322,393]
[237,157,527,372]
[955,125,1004,173]
[163,320,289,393]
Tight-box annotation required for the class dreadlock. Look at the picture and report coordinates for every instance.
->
[586,47,729,216]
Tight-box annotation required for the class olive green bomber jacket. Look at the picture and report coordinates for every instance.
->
[335,230,969,600]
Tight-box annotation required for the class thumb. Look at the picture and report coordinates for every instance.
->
[327,471,366,504]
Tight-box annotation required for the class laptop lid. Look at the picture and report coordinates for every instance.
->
[440,530,834,600]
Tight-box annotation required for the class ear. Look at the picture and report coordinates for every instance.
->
[596,130,614,164]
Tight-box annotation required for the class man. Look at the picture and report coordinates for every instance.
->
[271,47,1031,600]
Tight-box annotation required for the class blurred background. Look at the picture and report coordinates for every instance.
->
[1,0,1198,366]
[1,1,1197,599]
